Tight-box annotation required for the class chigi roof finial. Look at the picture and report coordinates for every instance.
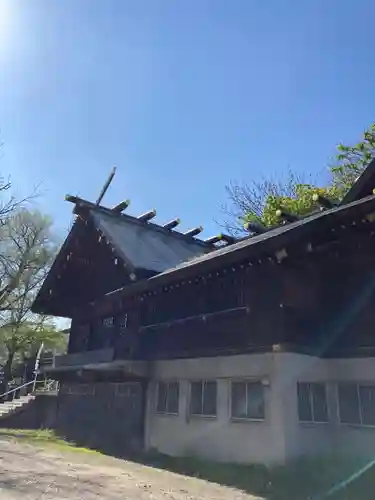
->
[96,167,117,206]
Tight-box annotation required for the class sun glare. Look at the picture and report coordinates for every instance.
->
[0,0,12,47]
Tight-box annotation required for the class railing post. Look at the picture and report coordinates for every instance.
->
[32,374,37,393]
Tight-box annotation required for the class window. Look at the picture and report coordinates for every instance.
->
[116,382,139,398]
[66,383,95,396]
[119,313,128,329]
[156,381,179,415]
[102,316,114,327]
[231,380,265,420]
[190,380,217,416]
[297,382,328,423]
[338,383,375,426]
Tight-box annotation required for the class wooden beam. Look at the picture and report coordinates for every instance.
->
[183,226,203,237]
[204,234,223,244]
[244,221,267,234]
[276,209,299,223]
[112,200,130,213]
[163,218,180,230]
[65,194,80,204]
[220,234,236,245]
[138,209,156,222]
[312,193,336,209]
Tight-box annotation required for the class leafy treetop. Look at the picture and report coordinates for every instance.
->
[224,123,375,232]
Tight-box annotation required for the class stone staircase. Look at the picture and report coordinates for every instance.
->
[0,394,36,419]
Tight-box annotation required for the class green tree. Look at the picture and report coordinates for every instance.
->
[250,184,341,228]
[223,123,375,232]
[0,208,61,389]
[0,320,65,388]
[332,123,375,194]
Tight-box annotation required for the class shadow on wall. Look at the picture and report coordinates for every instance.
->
[53,427,142,459]
[0,394,58,431]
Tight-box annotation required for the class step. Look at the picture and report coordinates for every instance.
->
[0,395,35,401]
[0,404,26,412]
[0,401,30,409]
[0,397,35,415]
[0,398,34,408]
[0,407,32,418]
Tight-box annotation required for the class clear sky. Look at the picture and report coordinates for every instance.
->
[0,0,374,240]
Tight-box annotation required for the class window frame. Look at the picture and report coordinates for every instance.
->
[65,383,95,396]
[189,379,217,418]
[337,382,375,427]
[115,382,139,398]
[155,380,180,416]
[230,379,266,422]
[118,313,128,330]
[102,316,115,328]
[297,382,329,424]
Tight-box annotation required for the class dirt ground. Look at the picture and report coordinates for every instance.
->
[0,439,261,500]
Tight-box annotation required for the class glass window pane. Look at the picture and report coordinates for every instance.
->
[102,316,114,327]
[297,383,313,422]
[311,383,328,422]
[247,382,265,419]
[338,383,361,424]
[119,314,128,329]
[203,381,217,416]
[191,382,203,415]
[167,382,179,414]
[231,382,247,418]
[359,385,375,426]
[157,382,167,413]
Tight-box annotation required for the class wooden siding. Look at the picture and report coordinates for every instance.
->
[66,222,375,363]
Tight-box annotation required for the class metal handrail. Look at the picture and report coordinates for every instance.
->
[0,378,38,401]
[37,379,59,393]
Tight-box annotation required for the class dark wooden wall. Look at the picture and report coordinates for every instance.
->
[51,217,131,316]
[68,221,375,360]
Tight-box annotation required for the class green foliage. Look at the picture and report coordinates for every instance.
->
[333,123,375,195]
[0,321,65,360]
[244,184,341,227]
[232,123,375,229]
[0,207,60,381]
[0,208,57,313]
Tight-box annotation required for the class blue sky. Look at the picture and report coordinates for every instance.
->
[0,0,374,240]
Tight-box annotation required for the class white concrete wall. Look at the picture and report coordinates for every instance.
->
[145,353,287,464]
[329,357,375,457]
[273,353,335,459]
[145,352,375,464]
[275,353,375,460]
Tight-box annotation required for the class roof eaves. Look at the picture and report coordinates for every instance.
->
[31,219,80,314]
[106,193,375,301]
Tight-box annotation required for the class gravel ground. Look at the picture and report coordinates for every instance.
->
[0,439,260,500]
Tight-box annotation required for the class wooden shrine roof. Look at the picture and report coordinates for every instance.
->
[32,159,375,317]
[89,207,212,273]
[104,192,375,301]
[341,158,375,204]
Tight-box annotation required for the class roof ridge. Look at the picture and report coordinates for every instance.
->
[67,194,219,249]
